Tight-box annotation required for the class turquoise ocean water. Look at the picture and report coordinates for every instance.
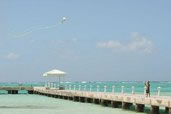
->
[0,81,170,114]
[1,81,171,95]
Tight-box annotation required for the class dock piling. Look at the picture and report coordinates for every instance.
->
[169,108,171,114]
[122,102,132,110]
[166,107,171,114]
[100,100,108,106]
[86,98,93,103]
[73,96,79,102]
[28,90,33,94]
[93,99,100,104]
[111,101,121,108]
[135,104,144,112]
[151,106,159,114]
[165,107,169,113]
[79,97,86,102]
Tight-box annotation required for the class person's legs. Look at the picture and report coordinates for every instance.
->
[146,89,148,97]
[147,88,150,97]
[146,92,148,97]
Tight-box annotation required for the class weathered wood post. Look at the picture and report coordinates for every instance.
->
[65,85,67,90]
[54,84,56,88]
[157,87,161,96]
[54,83,56,88]
[144,86,146,95]
[74,85,76,91]
[79,85,81,91]
[121,86,124,94]
[51,83,54,88]
[132,86,135,95]
[49,82,51,88]
[84,85,86,91]
[51,83,53,88]
[90,85,92,92]
[57,84,59,89]
[104,85,107,92]
[53,84,55,88]
[69,85,71,90]
[48,82,50,88]
[112,85,115,93]
[96,85,99,92]
[45,82,47,87]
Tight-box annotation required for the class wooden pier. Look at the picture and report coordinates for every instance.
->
[34,87,171,114]
[0,86,34,94]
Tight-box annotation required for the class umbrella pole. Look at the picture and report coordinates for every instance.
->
[59,77,61,86]
[58,77,60,89]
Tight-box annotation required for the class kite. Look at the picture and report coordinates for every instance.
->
[61,17,67,24]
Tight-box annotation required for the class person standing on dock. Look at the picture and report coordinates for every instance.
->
[144,81,147,97]
[145,81,150,97]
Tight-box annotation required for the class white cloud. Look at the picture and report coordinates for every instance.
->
[97,32,153,53]
[97,41,123,49]
[71,38,78,43]
[7,53,20,60]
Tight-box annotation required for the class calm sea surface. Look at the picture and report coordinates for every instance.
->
[0,81,170,114]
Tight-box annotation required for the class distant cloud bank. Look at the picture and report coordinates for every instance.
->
[97,32,153,54]
[7,53,20,60]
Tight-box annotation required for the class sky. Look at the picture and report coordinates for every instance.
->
[0,0,171,82]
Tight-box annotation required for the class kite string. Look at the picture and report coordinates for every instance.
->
[10,23,59,38]
[10,17,66,38]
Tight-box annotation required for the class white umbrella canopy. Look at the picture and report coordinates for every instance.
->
[43,69,66,77]
[43,69,66,89]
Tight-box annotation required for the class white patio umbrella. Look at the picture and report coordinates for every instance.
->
[43,69,66,77]
[43,69,66,89]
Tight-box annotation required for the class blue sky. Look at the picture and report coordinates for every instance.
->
[0,0,171,82]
